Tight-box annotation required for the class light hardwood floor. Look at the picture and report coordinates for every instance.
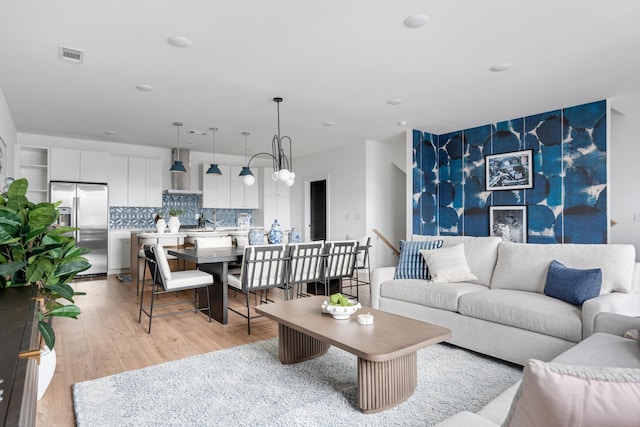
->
[35,274,369,426]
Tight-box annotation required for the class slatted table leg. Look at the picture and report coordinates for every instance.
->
[278,323,329,364]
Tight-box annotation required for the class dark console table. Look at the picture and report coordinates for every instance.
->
[0,286,40,427]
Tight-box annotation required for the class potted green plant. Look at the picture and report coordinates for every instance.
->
[0,178,91,350]
[167,209,185,233]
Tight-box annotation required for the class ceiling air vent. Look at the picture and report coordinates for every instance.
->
[58,45,84,63]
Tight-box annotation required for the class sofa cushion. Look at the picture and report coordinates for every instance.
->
[458,289,582,342]
[380,279,487,312]
[552,332,640,368]
[412,235,501,287]
[491,242,635,294]
[394,240,443,280]
[421,243,478,283]
[543,260,602,305]
[503,359,640,427]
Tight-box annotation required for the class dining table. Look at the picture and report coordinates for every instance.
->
[167,246,244,325]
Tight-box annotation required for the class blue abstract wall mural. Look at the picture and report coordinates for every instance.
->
[412,100,607,244]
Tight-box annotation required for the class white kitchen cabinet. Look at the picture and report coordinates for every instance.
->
[144,158,162,207]
[230,165,259,209]
[127,157,146,206]
[202,164,231,208]
[108,230,131,272]
[261,167,290,229]
[108,155,128,206]
[80,150,109,182]
[263,196,290,230]
[117,156,162,208]
[16,145,49,203]
[50,147,108,182]
[50,147,80,181]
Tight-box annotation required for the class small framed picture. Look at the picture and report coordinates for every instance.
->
[490,205,527,243]
[485,149,533,191]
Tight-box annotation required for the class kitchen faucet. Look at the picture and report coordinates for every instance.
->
[205,210,217,230]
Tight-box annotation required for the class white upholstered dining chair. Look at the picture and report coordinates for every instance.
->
[138,244,214,333]
[193,236,233,248]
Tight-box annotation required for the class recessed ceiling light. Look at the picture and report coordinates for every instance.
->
[388,99,403,105]
[398,121,408,126]
[403,14,430,29]
[323,121,336,126]
[490,63,512,72]
[104,131,117,136]
[135,84,154,92]
[167,36,192,47]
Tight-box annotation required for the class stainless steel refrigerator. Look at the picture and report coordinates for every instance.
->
[50,181,109,277]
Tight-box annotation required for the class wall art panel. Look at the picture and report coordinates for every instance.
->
[413,100,607,244]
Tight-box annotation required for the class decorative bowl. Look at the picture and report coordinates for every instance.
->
[321,300,362,320]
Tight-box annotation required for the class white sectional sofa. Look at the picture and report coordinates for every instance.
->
[371,235,640,365]
[435,312,640,426]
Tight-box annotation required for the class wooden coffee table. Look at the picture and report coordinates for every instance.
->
[256,296,451,413]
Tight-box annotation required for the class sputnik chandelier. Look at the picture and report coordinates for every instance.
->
[238,97,294,187]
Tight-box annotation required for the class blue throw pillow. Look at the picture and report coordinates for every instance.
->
[544,260,602,305]
[394,240,444,280]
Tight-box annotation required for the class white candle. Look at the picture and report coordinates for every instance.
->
[357,312,374,325]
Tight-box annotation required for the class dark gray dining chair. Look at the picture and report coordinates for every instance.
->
[227,244,290,334]
[321,240,359,297]
[287,241,325,299]
[343,236,372,300]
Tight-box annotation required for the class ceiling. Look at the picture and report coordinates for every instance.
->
[1,1,639,158]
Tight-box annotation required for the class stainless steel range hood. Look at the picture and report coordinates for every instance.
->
[164,148,203,195]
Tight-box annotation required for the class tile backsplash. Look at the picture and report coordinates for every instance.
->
[109,193,255,229]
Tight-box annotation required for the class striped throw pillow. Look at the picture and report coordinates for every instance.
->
[394,239,444,280]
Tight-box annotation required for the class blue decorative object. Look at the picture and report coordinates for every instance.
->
[268,219,283,244]
[248,228,264,245]
[289,227,302,243]
[393,240,443,280]
[544,260,602,305]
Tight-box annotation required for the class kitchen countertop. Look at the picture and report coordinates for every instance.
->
[135,231,188,238]
[133,228,255,238]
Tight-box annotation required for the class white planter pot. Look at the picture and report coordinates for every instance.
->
[155,218,167,233]
[167,216,181,233]
[38,346,56,400]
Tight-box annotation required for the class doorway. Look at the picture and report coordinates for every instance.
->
[305,176,328,241]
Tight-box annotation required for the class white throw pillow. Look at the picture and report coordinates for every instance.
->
[503,359,640,427]
[420,243,478,283]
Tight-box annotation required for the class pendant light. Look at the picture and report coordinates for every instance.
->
[238,97,295,187]
[206,127,222,175]
[271,97,294,186]
[238,132,255,186]
[169,121,187,173]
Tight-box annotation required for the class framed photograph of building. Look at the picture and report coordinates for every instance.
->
[485,149,533,191]
[489,205,527,243]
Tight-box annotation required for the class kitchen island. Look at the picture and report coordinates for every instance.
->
[129,228,250,281]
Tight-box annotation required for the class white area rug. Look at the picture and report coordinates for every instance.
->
[73,339,521,426]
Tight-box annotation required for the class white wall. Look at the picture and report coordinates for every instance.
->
[609,109,640,259]
[288,135,407,270]
[365,135,406,270]
[0,88,17,179]
[290,142,366,242]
